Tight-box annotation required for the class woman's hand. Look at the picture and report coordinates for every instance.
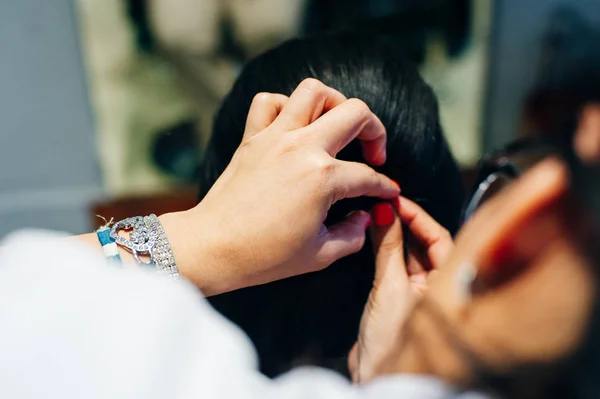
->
[348,197,454,383]
[164,79,399,295]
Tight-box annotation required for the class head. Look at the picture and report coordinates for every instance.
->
[199,35,464,376]
[382,125,600,398]
[200,34,463,231]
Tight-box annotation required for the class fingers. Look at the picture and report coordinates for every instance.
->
[243,93,289,140]
[370,202,408,282]
[269,78,386,166]
[398,197,454,269]
[271,78,347,131]
[307,98,386,166]
[247,79,387,167]
[331,160,399,202]
[317,210,371,266]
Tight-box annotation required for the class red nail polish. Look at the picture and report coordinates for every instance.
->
[391,180,400,189]
[391,197,400,213]
[372,203,394,227]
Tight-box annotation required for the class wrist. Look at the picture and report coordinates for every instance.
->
[158,210,233,296]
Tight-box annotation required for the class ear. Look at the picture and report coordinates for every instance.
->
[469,159,570,294]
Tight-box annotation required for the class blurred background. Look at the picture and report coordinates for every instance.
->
[1,0,600,237]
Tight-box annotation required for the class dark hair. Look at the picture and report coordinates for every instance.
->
[199,35,465,377]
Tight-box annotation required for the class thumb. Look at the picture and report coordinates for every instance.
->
[371,201,408,282]
[318,210,371,266]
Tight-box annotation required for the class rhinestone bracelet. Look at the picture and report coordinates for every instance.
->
[109,214,179,278]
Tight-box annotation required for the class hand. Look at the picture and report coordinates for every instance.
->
[348,197,454,383]
[376,160,593,391]
[164,79,399,295]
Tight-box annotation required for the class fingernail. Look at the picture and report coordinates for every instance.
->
[391,196,400,213]
[391,180,400,190]
[372,203,395,227]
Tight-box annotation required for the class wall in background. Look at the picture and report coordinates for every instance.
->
[484,0,600,151]
[0,0,102,237]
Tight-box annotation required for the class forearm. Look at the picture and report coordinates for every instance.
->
[0,208,237,296]
[73,210,226,296]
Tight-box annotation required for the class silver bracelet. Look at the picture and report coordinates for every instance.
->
[110,214,179,278]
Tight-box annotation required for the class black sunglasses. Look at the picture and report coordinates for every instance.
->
[463,135,600,257]
[462,138,560,223]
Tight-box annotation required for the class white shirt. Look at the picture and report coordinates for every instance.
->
[0,230,491,399]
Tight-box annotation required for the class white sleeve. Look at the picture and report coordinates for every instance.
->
[0,230,489,399]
